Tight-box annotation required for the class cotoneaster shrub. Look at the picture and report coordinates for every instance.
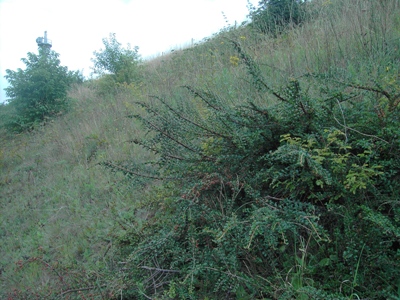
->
[104,39,400,299]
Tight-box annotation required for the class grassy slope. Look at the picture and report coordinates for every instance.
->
[1,0,399,298]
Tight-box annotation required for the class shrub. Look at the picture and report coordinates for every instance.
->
[248,0,308,36]
[104,40,400,299]
[4,48,82,132]
[91,33,142,88]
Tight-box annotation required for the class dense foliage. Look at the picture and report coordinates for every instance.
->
[1,0,399,299]
[4,48,82,132]
[105,39,400,299]
[91,33,142,90]
[249,0,308,35]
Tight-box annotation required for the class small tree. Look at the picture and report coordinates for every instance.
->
[249,0,308,35]
[91,33,142,86]
[4,48,82,132]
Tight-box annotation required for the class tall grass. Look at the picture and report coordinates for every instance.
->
[0,83,153,298]
[0,0,399,298]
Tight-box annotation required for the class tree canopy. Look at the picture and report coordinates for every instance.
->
[4,48,82,131]
[91,33,142,85]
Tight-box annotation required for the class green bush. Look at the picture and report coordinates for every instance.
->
[4,48,82,132]
[92,33,142,89]
[104,40,400,299]
[248,0,308,36]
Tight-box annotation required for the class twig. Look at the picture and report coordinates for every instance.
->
[345,82,391,101]
[204,267,249,282]
[100,161,164,180]
[103,242,112,258]
[333,117,389,144]
[149,95,231,139]
[266,195,285,201]
[141,266,180,273]
[138,290,153,299]
[59,285,106,297]
[336,99,348,143]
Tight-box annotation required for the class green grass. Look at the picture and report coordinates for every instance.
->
[1,0,400,298]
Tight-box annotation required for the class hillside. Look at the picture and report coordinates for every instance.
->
[1,0,400,299]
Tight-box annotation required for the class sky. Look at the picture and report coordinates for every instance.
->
[0,0,259,103]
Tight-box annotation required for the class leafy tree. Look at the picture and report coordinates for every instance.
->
[249,0,308,35]
[4,48,82,132]
[91,33,142,85]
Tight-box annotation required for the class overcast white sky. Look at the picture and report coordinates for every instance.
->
[0,0,258,103]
